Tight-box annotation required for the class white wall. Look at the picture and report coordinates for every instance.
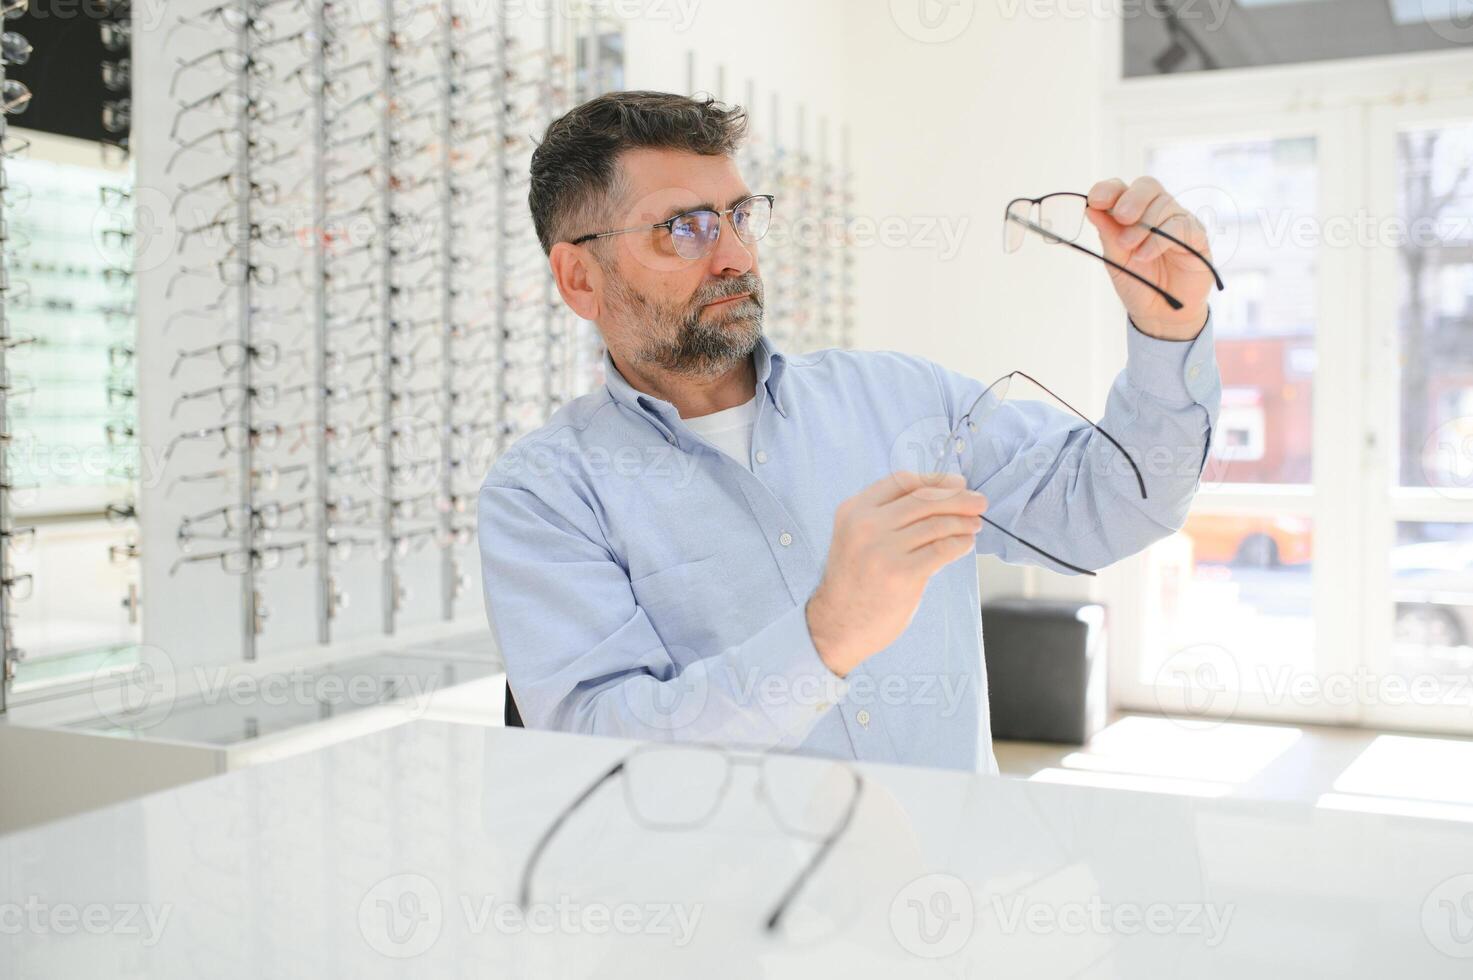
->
[840,4,1108,601]
[621,0,849,112]
[623,2,1113,601]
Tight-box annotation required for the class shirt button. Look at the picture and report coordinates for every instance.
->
[778,531,793,547]
[1188,363,1202,380]
[856,709,871,727]
[755,449,769,464]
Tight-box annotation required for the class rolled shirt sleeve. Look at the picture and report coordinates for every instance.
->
[478,467,847,747]
[929,312,1222,573]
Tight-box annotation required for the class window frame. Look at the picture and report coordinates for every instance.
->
[1097,29,1473,734]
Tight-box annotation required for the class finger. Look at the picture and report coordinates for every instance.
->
[861,470,963,507]
[1085,206,1132,261]
[1087,178,1128,211]
[883,487,989,529]
[906,532,978,577]
[1109,177,1164,226]
[898,513,984,552]
[1139,209,1208,264]
[1120,195,1175,254]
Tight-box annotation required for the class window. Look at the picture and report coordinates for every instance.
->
[1123,0,1473,78]
[1394,121,1473,493]
[1110,68,1473,735]
[1126,131,1324,719]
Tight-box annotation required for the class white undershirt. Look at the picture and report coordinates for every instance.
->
[681,395,757,471]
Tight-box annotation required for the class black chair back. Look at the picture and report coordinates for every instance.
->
[504,681,524,728]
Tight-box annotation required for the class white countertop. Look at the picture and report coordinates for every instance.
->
[3,721,1470,978]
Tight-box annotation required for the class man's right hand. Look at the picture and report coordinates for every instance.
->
[805,471,988,677]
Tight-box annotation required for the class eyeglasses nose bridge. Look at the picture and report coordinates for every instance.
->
[700,207,759,264]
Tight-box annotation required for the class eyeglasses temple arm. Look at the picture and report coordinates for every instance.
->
[1145,223,1225,291]
[765,771,866,933]
[1008,370,1148,500]
[982,515,1097,577]
[517,759,626,909]
[570,221,664,246]
[1054,237,1185,311]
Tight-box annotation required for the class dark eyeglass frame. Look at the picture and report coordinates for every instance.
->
[519,742,864,934]
[568,193,775,260]
[943,369,1149,577]
[1004,191,1224,311]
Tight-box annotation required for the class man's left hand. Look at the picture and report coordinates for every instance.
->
[1085,176,1213,342]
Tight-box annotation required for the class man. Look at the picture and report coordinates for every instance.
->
[478,91,1221,773]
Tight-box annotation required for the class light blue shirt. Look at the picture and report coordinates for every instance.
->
[478,316,1221,772]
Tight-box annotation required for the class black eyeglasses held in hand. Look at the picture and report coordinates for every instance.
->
[519,742,864,934]
[1004,191,1224,311]
[934,370,1148,577]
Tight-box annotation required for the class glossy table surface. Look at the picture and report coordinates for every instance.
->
[3,721,1471,978]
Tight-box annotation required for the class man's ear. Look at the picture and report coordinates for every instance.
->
[549,241,602,321]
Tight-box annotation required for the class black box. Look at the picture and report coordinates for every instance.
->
[982,597,1107,745]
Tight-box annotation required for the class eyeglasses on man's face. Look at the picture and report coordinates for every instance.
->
[569,193,775,261]
[1004,191,1225,311]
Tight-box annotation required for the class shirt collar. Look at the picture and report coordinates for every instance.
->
[602,335,791,442]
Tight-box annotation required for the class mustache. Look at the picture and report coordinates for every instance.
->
[693,274,763,308]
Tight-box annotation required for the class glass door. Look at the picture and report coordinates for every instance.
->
[1109,109,1363,727]
[1362,100,1473,734]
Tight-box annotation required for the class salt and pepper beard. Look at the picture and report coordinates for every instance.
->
[607,270,766,379]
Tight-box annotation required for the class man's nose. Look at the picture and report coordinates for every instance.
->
[705,212,755,276]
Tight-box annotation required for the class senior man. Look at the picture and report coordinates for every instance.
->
[478,90,1221,773]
